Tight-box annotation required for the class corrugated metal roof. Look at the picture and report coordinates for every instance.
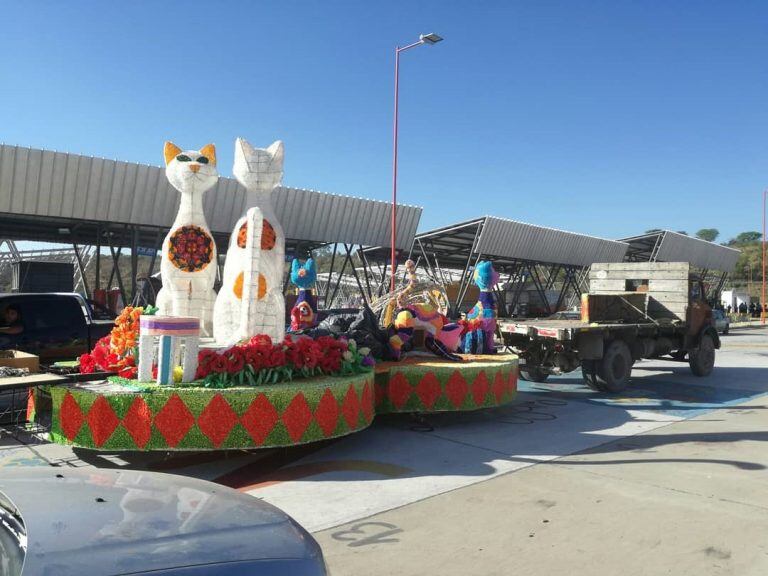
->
[474,216,629,267]
[0,144,421,249]
[620,230,741,272]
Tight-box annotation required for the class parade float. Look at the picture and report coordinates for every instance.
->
[37,138,517,452]
[373,259,517,415]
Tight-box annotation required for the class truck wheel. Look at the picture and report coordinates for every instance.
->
[596,340,633,393]
[689,334,715,377]
[520,367,549,383]
[581,359,606,392]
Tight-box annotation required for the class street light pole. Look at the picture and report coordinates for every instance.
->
[390,33,443,293]
[762,189,766,324]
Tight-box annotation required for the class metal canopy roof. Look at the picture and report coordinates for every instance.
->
[0,144,421,251]
[620,230,740,273]
[412,216,629,269]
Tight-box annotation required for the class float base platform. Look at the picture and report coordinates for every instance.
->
[43,354,518,451]
[44,373,375,451]
[374,353,518,414]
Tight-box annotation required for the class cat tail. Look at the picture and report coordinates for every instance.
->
[239,207,265,341]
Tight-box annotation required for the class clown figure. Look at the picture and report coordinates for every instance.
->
[289,258,318,331]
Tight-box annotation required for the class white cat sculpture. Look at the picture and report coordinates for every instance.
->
[213,139,286,346]
[155,142,219,337]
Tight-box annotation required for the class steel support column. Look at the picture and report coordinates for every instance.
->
[344,244,370,307]
[323,243,338,307]
[71,240,91,299]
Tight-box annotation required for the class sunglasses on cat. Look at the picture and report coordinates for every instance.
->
[176,154,209,164]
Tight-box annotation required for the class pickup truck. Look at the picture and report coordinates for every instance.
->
[0,293,114,362]
[499,262,720,392]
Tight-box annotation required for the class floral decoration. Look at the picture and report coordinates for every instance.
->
[79,305,157,379]
[236,220,276,250]
[194,335,375,388]
[168,225,214,272]
[236,221,248,248]
[78,303,373,388]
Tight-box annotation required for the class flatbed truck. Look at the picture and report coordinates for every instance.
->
[499,262,720,392]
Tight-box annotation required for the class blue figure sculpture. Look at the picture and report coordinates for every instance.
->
[289,258,318,331]
[463,260,499,354]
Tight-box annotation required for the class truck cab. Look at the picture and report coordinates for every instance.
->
[0,293,114,362]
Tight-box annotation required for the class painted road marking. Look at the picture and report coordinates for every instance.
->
[331,522,403,547]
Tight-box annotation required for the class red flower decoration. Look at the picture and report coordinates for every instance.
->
[249,335,272,347]
[79,353,96,374]
[267,347,285,369]
[118,366,138,379]
[195,334,372,386]
[209,355,229,374]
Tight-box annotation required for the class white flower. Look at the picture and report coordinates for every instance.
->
[359,347,371,357]
[343,351,354,361]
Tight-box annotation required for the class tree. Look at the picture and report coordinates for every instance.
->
[645,228,663,234]
[734,231,762,244]
[732,243,762,293]
[695,228,719,242]
[676,230,688,236]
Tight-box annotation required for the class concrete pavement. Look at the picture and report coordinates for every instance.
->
[315,395,768,575]
[314,327,768,575]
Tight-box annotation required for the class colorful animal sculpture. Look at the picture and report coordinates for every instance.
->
[155,142,219,337]
[462,260,500,354]
[388,260,463,361]
[213,139,285,346]
[289,258,318,331]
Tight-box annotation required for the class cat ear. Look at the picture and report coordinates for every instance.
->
[306,258,315,273]
[235,137,256,157]
[164,142,182,165]
[267,140,284,172]
[200,143,216,166]
[234,137,254,167]
[291,259,300,274]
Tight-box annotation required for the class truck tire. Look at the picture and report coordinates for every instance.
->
[581,359,606,392]
[689,334,715,377]
[519,367,549,383]
[596,340,633,393]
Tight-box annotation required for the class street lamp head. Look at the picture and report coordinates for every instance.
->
[420,33,443,45]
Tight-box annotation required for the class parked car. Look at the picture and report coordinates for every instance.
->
[0,293,115,361]
[711,309,730,334]
[0,467,327,576]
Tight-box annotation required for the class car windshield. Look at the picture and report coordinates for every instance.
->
[0,490,26,576]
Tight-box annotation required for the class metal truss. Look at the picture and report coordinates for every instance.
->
[0,239,94,294]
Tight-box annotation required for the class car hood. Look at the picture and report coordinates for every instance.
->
[0,468,321,576]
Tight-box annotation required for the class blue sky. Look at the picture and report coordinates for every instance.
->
[2,1,767,243]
